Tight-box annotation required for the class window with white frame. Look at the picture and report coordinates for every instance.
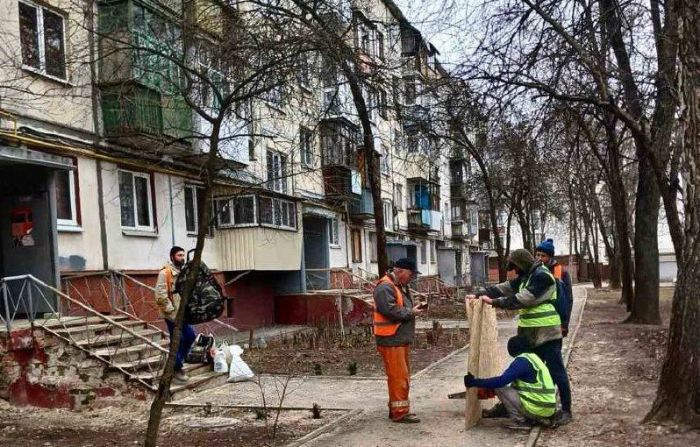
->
[297,54,311,90]
[184,184,213,236]
[18,1,66,80]
[395,184,404,211]
[217,195,257,227]
[378,88,388,119]
[376,30,385,60]
[118,170,154,231]
[430,240,437,264]
[55,169,79,227]
[329,217,340,246]
[266,150,288,193]
[383,201,392,230]
[300,126,314,167]
[259,196,296,230]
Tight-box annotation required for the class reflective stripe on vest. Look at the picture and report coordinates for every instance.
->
[517,266,561,328]
[373,275,404,337]
[514,353,557,418]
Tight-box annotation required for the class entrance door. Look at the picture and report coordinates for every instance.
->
[303,216,330,290]
[0,192,56,317]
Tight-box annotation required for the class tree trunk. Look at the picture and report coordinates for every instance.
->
[646,0,700,425]
[609,173,635,308]
[628,152,661,324]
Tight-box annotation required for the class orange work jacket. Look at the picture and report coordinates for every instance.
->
[373,275,405,337]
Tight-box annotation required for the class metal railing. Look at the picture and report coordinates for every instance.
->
[0,274,168,390]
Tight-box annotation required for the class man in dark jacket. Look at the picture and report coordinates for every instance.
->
[468,249,573,425]
[373,258,425,423]
[535,238,574,336]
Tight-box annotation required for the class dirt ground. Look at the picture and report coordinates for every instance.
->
[242,324,469,377]
[539,287,700,447]
[0,397,344,447]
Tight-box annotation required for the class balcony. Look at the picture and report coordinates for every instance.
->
[408,208,442,233]
[349,188,374,220]
[451,221,467,240]
[450,182,467,199]
[98,1,192,149]
[401,104,432,130]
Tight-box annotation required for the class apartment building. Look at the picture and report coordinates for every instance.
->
[0,0,480,329]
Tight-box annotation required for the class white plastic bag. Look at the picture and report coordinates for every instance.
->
[227,344,254,382]
[213,345,229,373]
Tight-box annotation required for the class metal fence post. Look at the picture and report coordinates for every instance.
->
[2,283,11,333]
[27,279,34,322]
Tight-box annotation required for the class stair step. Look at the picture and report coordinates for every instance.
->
[76,329,163,348]
[110,354,165,371]
[170,371,230,398]
[54,320,147,339]
[39,315,128,329]
[92,340,169,360]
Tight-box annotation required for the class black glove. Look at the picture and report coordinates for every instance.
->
[464,372,476,388]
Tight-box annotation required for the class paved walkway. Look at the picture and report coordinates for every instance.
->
[180,286,588,446]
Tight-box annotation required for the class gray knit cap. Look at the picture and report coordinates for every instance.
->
[507,249,535,272]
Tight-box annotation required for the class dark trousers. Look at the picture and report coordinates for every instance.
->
[165,319,197,371]
[533,339,572,412]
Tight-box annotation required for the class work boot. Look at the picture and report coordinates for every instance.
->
[173,369,189,383]
[482,403,508,418]
[552,410,573,426]
[504,418,534,431]
[394,414,420,424]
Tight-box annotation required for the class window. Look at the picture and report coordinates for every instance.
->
[248,138,256,161]
[404,76,416,105]
[118,170,154,231]
[366,87,377,122]
[55,169,79,227]
[383,201,392,230]
[420,240,427,264]
[217,195,257,227]
[259,196,296,230]
[266,150,288,193]
[263,83,284,107]
[378,88,388,119]
[19,1,66,80]
[380,144,390,175]
[300,127,314,167]
[298,54,311,90]
[395,184,404,211]
[360,27,371,54]
[184,184,213,236]
[369,232,377,262]
[451,204,462,221]
[351,228,362,263]
[329,217,340,246]
[376,31,385,60]
[321,57,338,88]
[430,240,437,264]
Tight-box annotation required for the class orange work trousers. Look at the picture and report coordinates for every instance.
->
[377,345,411,421]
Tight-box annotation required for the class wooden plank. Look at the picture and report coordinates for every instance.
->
[464,298,501,429]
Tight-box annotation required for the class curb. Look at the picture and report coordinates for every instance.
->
[284,408,364,447]
[526,287,589,447]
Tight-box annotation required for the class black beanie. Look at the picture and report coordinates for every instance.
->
[169,246,185,259]
[507,335,530,357]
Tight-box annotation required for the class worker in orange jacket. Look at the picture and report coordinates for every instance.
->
[373,258,425,423]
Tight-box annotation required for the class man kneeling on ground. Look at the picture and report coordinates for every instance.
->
[464,335,557,430]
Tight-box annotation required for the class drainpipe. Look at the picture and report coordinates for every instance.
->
[87,2,108,270]
[168,175,176,246]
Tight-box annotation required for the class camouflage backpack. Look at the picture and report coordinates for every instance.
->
[175,259,225,324]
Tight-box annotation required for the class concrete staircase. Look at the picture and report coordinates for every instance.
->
[37,314,228,398]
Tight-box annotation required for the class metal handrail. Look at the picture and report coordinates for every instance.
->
[1,274,168,354]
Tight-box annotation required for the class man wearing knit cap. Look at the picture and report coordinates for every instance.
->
[467,248,573,426]
[535,239,574,336]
